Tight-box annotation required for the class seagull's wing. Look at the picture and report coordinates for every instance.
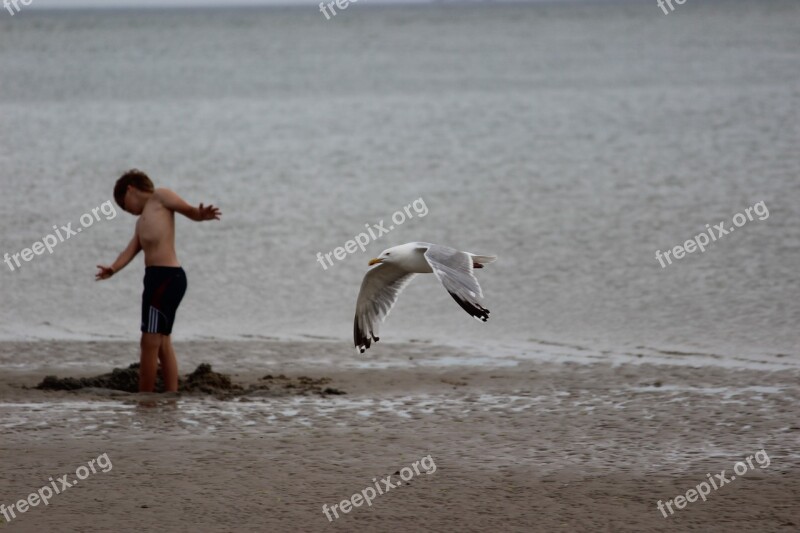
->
[354,263,417,353]
[424,245,490,322]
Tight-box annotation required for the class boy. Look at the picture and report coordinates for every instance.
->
[96,169,221,393]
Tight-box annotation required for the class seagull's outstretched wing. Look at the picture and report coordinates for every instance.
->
[354,263,417,353]
[424,245,490,322]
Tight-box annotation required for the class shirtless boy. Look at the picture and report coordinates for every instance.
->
[96,170,221,393]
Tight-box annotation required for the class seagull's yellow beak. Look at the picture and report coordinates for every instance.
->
[368,258,383,266]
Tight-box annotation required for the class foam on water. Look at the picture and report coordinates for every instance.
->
[4,378,793,439]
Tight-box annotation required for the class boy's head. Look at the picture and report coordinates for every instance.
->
[114,169,154,215]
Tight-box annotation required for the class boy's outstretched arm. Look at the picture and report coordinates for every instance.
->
[158,188,221,222]
[96,233,141,280]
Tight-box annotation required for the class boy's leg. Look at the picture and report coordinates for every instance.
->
[158,336,179,392]
[139,333,163,392]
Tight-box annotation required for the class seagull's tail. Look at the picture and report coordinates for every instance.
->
[470,254,497,269]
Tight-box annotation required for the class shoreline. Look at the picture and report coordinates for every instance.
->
[0,337,796,373]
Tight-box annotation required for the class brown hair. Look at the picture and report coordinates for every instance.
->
[114,169,154,208]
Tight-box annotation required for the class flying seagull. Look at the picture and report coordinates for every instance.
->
[354,242,496,353]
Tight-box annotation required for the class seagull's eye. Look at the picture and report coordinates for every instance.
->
[386,253,390,256]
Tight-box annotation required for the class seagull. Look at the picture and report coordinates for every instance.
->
[353,242,497,353]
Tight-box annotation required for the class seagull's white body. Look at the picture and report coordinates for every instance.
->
[353,242,496,353]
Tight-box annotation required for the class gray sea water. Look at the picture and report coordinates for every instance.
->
[0,1,798,362]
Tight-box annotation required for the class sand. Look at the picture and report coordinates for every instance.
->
[1,340,798,532]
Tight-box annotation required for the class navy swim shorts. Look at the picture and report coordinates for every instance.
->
[140,266,187,335]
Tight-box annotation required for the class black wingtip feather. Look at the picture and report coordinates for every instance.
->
[354,317,380,353]
[447,292,490,322]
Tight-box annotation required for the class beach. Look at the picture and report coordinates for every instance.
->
[1,1,799,531]
[2,339,798,532]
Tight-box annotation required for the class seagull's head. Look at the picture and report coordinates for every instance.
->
[368,250,393,266]
[368,245,406,266]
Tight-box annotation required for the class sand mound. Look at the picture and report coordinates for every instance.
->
[36,363,345,399]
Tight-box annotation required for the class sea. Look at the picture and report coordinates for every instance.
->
[0,0,798,365]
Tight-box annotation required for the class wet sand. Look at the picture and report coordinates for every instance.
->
[1,340,799,532]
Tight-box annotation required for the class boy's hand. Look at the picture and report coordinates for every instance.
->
[198,203,221,221]
[95,265,115,281]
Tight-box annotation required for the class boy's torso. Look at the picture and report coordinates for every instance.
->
[137,192,180,267]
